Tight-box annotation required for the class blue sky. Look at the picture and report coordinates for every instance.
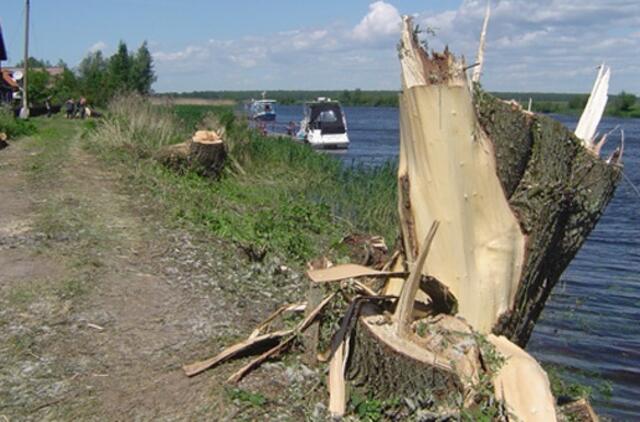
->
[1,1,639,94]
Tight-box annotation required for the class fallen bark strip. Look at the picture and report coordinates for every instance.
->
[307,263,407,283]
[183,329,292,377]
[249,302,306,339]
[328,336,349,417]
[227,293,336,383]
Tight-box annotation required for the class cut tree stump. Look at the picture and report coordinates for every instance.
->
[156,130,226,178]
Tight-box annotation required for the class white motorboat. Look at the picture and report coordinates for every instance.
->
[296,98,349,149]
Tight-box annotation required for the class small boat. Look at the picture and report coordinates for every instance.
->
[296,98,349,149]
[249,92,277,121]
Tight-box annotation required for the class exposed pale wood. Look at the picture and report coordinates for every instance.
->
[155,130,226,178]
[489,335,557,422]
[396,18,526,333]
[307,263,406,283]
[575,64,610,151]
[393,221,439,338]
[183,329,291,377]
[328,337,349,417]
[227,333,295,383]
[345,310,482,405]
[249,302,306,339]
[472,2,491,84]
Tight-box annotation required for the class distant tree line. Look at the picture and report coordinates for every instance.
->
[159,89,638,116]
[160,89,401,107]
[14,41,156,107]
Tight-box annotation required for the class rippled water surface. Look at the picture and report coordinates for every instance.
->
[272,105,639,420]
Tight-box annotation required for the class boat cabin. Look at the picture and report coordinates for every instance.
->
[303,100,347,135]
[298,98,350,149]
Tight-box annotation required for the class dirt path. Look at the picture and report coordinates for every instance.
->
[0,120,315,420]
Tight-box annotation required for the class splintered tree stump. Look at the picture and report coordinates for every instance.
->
[385,16,621,348]
[155,130,226,178]
[337,16,620,420]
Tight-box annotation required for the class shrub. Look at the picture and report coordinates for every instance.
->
[0,105,36,138]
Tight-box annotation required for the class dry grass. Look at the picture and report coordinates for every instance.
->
[150,96,237,106]
[90,94,186,156]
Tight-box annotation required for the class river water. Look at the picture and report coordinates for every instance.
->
[271,104,639,420]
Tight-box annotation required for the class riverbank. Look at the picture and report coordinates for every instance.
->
[1,101,634,419]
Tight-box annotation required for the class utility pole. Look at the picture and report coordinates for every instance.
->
[19,0,30,119]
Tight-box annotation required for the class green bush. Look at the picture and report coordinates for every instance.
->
[0,105,36,138]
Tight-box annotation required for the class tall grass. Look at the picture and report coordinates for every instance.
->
[88,95,399,262]
[89,94,186,157]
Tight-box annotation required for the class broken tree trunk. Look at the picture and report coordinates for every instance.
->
[386,16,620,347]
[155,130,226,178]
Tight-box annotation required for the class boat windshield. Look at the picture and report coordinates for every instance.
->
[317,110,338,123]
[252,101,276,114]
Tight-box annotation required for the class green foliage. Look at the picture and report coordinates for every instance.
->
[568,94,589,111]
[108,41,132,93]
[545,364,593,401]
[78,51,110,105]
[51,66,80,103]
[0,105,36,138]
[89,94,185,156]
[22,41,158,107]
[226,388,268,407]
[612,90,637,113]
[349,394,401,421]
[130,41,156,95]
[160,90,400,107]
[14,57,52,68]
[25,69,51,104]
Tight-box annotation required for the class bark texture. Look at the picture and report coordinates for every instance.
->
[346,308,480,409]
[476,90,621,345]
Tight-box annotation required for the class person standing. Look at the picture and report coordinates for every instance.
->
[64,98,74,119]
[45,96,52,118]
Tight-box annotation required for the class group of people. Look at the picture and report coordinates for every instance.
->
[64,97,90,119]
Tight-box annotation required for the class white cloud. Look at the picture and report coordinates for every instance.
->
[414,0,640,93]
[352,1,402,41]
[88,41,107,53]
[149,0,640,94]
